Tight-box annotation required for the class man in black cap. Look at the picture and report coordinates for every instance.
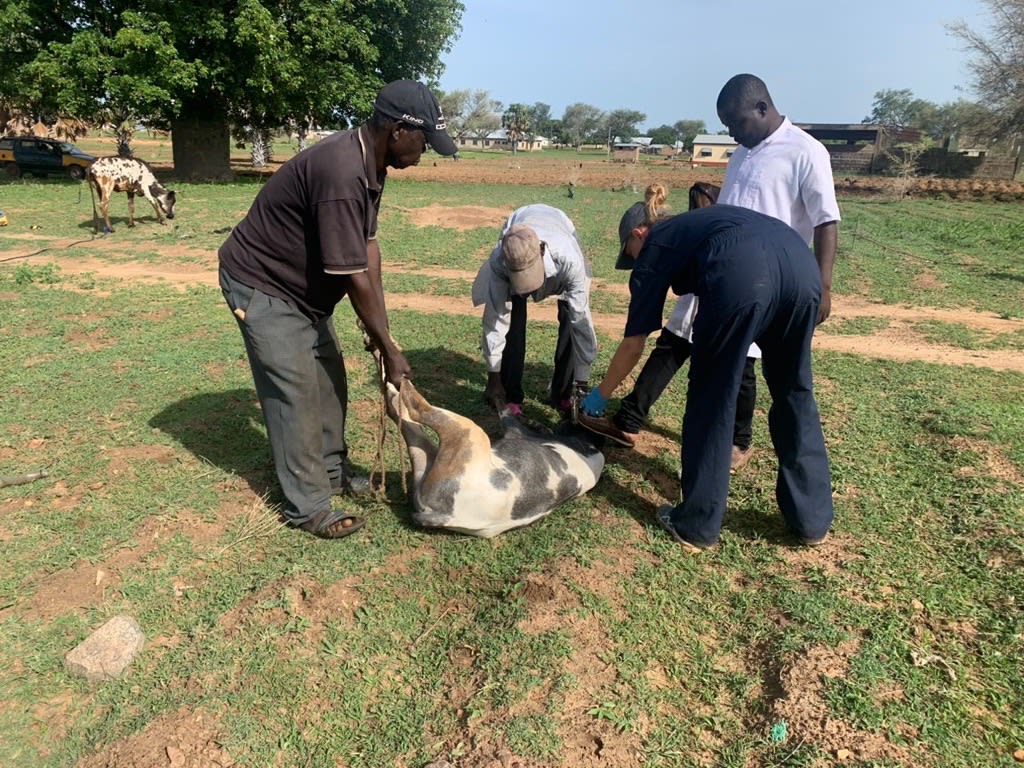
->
[218,79,457,539]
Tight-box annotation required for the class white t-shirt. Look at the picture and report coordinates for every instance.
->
[663,117,841,357]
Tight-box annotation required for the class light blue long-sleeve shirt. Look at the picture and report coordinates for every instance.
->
[471,204,597,381]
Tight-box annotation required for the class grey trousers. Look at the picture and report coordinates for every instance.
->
[219,267,349,526]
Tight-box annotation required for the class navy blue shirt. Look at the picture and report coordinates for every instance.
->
[624,205,806,337]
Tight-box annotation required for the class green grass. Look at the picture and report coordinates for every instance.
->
[0,172,1023,767]
[838,199,1024,317]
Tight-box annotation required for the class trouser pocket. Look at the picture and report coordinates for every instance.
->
[219,267,256,321]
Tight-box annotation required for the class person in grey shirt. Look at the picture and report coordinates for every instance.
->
[471,204,597,418]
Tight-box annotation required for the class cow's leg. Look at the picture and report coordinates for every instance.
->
[127,191,136,227]
[99,190,114,233]
[398,383,492,479]
[150,197,165,224]
[88,180,101,233]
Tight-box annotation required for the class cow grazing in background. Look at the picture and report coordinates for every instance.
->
[86,157,176,233]
[383,377,606,538]
[688,181,721,210]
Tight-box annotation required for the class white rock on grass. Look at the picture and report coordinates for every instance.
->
[65,615,145,683]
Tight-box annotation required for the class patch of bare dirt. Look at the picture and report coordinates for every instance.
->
[75,708,236,768]
[421,535,653,768]
[404,203,509,231]
[770,640,920,765]
[949,435,1024,487]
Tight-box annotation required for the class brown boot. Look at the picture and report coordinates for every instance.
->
[730,445,754,474]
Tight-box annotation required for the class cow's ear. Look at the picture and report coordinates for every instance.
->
[167,190,176,202]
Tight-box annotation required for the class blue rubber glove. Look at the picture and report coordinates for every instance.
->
[580,388,607,417]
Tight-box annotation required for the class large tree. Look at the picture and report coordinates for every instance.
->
[527,102,554,138]
[438,88,472,139]
[501,103,531,153]
[949,0,1024,146]
[463,90,502,140]
[673,119,707,152]
[606,108,645,144]
[561,103,605,150]
[1,0,464,179]
[862,88,936,128]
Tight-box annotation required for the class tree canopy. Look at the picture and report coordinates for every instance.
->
[501,103,530,153]
[949,0,1024,147]
[606,109,645,143]
[561,103,605,149]
[1,0,464,177]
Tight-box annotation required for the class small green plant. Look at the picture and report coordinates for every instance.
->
[12,263,61,285]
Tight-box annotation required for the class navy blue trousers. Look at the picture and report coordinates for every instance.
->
[663,233,833,545]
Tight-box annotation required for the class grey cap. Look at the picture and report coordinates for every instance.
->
[502,224,545,295]
[615,202,648,270]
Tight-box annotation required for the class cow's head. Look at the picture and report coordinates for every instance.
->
[151,185,176,219]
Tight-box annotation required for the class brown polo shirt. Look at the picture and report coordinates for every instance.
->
[218,125,385,320]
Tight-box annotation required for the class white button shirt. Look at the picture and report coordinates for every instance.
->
[664,118,841,354]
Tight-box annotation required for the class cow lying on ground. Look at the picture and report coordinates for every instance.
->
[86,157,176,233]
[380,366,605,538]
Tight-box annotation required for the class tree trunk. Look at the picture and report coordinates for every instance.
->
[171,102,232,180]
[115,124,134,157]
[249,128,272,168]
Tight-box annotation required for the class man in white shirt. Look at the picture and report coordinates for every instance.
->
[717,73,840,323]
[583,74,839,474]
[471,204,597,417]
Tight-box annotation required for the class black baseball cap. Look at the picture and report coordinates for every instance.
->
[374,79,458,156]
[615,202,648,270]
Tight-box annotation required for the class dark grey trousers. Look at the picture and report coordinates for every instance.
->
[499,295,575,407]
[219,267,349,526]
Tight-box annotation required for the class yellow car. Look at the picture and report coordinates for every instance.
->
[0,136,96,180]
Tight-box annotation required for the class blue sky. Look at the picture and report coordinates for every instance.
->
[438,0,990,133]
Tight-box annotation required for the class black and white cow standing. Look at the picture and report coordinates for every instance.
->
[382,374,606,538]
[86,157,176,233]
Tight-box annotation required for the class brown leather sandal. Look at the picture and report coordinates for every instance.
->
[299,509,366,539]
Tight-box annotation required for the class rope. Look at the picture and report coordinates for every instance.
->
[364,327,409,500]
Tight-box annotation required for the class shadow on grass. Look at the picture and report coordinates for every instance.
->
[147,387,276,500]
[145,345,693,537]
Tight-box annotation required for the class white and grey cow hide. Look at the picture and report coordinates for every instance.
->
[384,378,605,538]
[86,156,176,233]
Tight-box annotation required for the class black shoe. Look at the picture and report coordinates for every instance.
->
[331,474,371,496]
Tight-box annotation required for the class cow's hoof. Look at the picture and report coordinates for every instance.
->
[103,226,113,234]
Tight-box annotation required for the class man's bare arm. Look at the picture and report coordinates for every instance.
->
[813,221,838,324]
[347,238,411,385]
